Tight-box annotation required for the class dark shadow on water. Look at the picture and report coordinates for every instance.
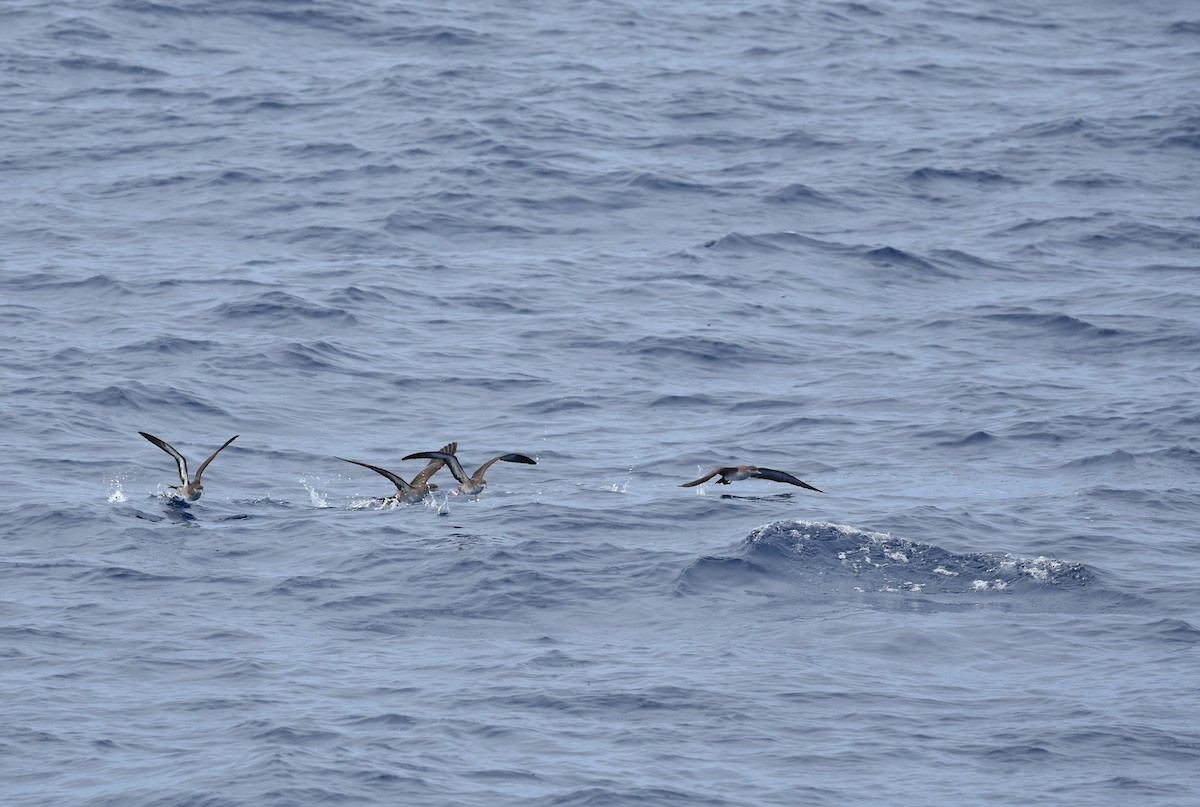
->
[162,497,198,523]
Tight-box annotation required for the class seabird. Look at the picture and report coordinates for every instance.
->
[139,431,238,502]
[337,442,456,504]
[401,446,536,496]
[680,465,823,492]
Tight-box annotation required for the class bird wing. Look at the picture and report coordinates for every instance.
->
[471,453,537,482]
[193,435,238,484]
[679,468,723,487]
[140,431,189,486]
[751,467,823,492]
[403,449,469,485]
[409,442,456,487]
[337,457,413,493]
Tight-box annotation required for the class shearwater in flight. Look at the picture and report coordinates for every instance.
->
[337,442,456,504]
[401,446,536,496]
[680,464,823,492]
[139,431,239,501]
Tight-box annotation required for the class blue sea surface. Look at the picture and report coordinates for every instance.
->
[3,0,1199,804]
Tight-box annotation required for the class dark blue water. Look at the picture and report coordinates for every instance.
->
[3,1,1199,804]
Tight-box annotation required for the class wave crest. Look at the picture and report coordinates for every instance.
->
[678,521,1109,608]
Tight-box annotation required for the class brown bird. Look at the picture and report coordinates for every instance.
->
[680,465,823,492]
[402,446,536,496]
[337,442,456,504]
[139,431,239,502]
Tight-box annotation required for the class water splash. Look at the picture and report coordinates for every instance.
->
[430,494,452,516]
[299,477,331,508]
[106,476,127,503]
[607,468,635,494]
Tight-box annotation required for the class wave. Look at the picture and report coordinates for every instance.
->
[1009,118,1091,138]
[864,246,955,276]
[1059,450,1137,470]
[699,231,962,279]
[370,26,487,47]
[75,381,230,415]
[980,309,1123,339]
[701,230,834,253]
[1145,618,1200,644]
[677,521,1123,610]
[907,167,1017,184]
[7,272,131,295]
[56,56,168,77]
[120,336,216,355]
[519,397,604,415]
[626,334,788,364]
[763,183,841,206]
[213,291,358,323]
[1083,221,1200,251]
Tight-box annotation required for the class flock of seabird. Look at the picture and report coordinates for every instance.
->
[138,432,825,504]
[336,441,538,503]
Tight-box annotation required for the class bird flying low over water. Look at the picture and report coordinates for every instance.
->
[681,465,823,492]
[402,446,536,496]
[139,431,239,502]
[337,442,456,504]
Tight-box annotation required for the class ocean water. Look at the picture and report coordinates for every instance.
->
[3,0,1199,804]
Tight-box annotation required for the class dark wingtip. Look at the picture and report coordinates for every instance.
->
[501,454,537,465]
